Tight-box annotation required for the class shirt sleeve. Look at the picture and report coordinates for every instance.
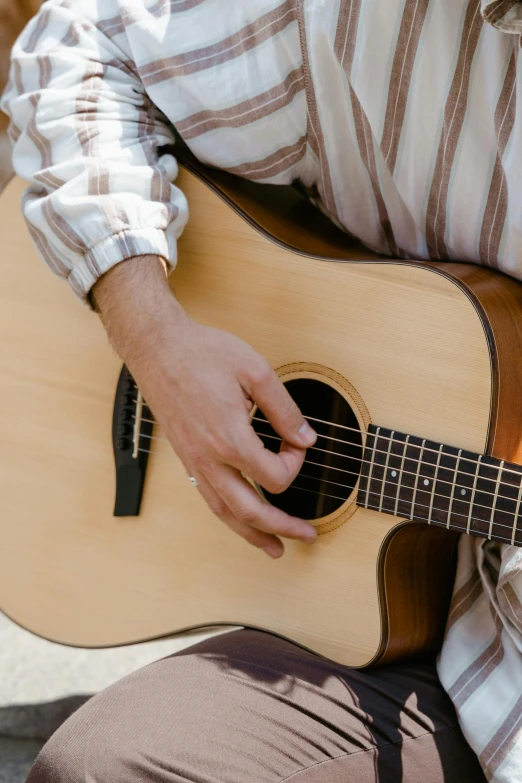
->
[0,0,189,304]
[481,0,522,33]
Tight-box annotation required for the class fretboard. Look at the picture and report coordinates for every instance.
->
[357,425,522,547]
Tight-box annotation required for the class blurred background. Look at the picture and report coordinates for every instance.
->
[0,1,39,188]
[0,4,221,781]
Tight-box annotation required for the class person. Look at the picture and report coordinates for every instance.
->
[2,1,522,780]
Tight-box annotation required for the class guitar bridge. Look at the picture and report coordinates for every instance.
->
[112,365,153,516]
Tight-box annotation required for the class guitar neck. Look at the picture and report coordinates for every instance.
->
[357,425,522,546]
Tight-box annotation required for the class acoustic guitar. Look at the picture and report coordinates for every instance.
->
[2,153,522,668]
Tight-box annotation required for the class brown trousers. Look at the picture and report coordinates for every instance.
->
[26,629,486,782]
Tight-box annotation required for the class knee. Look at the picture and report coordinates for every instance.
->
[24,646,213,783]
[26,688,135,783]
[25,631,271,783]
[26,698,112,783]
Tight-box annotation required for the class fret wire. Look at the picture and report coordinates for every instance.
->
[467,455,482,534]
[447,449,462,530]
[364,498,520,547]
[364,426,380,509]
[256,417,522,480]
[410,439,426,520]
[252,432,517,505]
[288,459,522,535]
[489,461,505,541]
[135,409,522,482]
[512,479,522,545]
[393,435,409,517]
[427,444,444,525]
[135,444,522,540]
[364,486,514,534]
[295,436,522,508]
[379,431,395,513]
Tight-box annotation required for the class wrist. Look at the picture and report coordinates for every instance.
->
[93,255,188,363]
[92,255,169,310]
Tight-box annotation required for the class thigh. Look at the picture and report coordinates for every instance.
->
[27,629,486,783]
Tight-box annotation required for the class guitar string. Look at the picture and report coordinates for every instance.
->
[272,472,516,529]
[362,501,519,546]
[135,428,522,511]
[363,488,520,542]
[256,433,522,510]
[134,444,521,542]
[133,408,522,483]
[137,444,360,478]
[135,439,520,526]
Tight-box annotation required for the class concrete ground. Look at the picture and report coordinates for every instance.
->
[0,611,232,781]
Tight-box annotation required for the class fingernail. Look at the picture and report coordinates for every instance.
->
[262,545,282,559]
[298,421,317,446]
[301,527,317,544]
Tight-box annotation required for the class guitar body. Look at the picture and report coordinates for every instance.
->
[2,159,522,667]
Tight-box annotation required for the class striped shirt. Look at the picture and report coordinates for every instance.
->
[2,1,522,778]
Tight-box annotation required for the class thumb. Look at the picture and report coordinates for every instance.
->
[247,363,317,449]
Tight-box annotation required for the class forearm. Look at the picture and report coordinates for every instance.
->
[92,255,189,370]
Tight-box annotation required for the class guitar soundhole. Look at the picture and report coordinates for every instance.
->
[253,378,363,521]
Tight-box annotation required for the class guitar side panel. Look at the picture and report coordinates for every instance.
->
[372,524,459,666]
[430,262,522,465]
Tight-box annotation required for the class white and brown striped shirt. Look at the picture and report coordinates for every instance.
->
[2,1,522,778]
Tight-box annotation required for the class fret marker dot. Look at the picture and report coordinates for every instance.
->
[391,470,397,478]
[461,489,467,496]
[423,479,430,486]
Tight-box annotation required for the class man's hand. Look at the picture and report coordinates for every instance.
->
[93,255,318,558]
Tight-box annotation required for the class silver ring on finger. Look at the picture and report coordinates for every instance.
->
[188,475,199,488]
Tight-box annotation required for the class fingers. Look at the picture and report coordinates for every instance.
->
[127,320,320,560]
[209,462,317,543]
[242,361,317,449]
[227,517,284,559]
[184,449,317,555]
[187,466,284,558]
[221,421,305,495]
